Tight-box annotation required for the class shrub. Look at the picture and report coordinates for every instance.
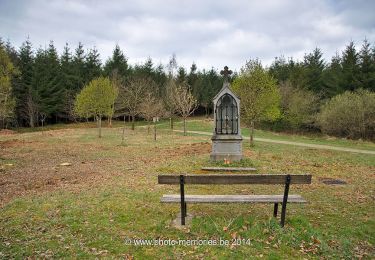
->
[279,81,320,131]
[317,89,375,140]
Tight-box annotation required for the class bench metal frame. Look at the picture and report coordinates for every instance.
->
[158,174,311,227]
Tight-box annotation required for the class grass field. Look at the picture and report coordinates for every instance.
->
[0,118,374,258]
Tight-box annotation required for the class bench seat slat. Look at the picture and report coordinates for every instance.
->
[161,194,307,203]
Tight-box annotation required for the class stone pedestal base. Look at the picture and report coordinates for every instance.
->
[210,134,243,162]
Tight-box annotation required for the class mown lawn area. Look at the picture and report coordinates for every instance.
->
[0,118,374,258]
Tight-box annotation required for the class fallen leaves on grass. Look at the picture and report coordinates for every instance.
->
[298,236,321,255]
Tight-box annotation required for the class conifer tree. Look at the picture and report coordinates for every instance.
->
[84,47,101,84]
[323,53,343,97]
[31,47,47,120]
[41,41,64,120]
[303,48,325,93]
[103,44,129,79]
[176,66,187,84]
[341,41,360,91]
[154,63,167,97]
[72,42,86,91]
[359,39,375,91]
[16,38,35,126]
[60,43,77,119]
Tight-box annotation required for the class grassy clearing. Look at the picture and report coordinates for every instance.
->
[0,119,374,258]
[164,118,375,151]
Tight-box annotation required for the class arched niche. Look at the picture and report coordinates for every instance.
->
[215,93,238,135]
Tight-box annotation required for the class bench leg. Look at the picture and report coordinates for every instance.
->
[280,174,291,227]
[280,203,287,227]
[180,175,185,225]
[273,203,278,217]
[181,205,185,225]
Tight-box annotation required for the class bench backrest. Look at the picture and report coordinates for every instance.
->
[158,174,312,185]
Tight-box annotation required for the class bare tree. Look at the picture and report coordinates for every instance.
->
[39,112,47,133]
[140,91,165,140]
[108,69,120,127]
[118,76,150,130]
[164,79,179,130]
[26,94,38,127]
[174,83,198,136]
[167,53,177,78]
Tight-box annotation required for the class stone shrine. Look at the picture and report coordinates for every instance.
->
[210,66,243,161]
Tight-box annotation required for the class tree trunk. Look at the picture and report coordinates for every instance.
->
[98,116,102,138]
[108,116,112,127]
[250,120,254,147]
[131,115,135,130]
[170,117,174,130]
[29,115,34,128]
[183,117,187,136]
[147,121,150,134]
[122,115,126,144]
[154,122,157,141]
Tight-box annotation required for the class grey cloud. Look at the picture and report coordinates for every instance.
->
[0,0,374,70]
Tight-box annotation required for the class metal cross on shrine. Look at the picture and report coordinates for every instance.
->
[220,66,233,83]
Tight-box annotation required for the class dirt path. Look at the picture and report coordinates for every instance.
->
[174,130,375,155]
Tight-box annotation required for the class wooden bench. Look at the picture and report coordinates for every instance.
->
[158,174,312,227]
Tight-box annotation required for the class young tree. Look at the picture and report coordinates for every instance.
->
[139,91,165,140]
[74,77,117,137]
[174,82,198,136]
[164,78,179,129]
[279,81,319,131]
[0,45,17,128]
[232,60,280,146]
[108,70,120,127]
[118,76,150,130]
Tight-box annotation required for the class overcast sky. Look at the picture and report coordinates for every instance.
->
[1,0,374,71]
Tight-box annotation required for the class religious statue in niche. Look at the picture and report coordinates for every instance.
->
[210,66,243,161]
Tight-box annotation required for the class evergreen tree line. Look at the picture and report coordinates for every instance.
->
[1,37,374,139]
[0,38,223,128]
[266,39,375,139]
[268,40,375,98]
